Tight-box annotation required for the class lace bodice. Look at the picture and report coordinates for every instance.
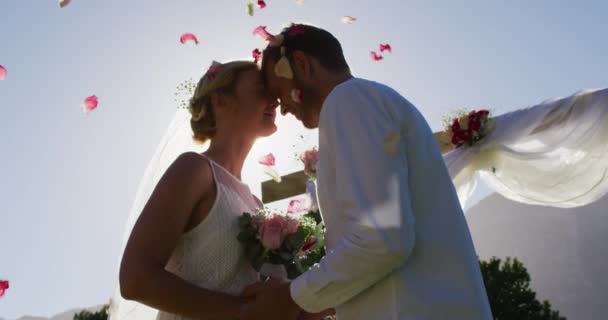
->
[156,155,260,320]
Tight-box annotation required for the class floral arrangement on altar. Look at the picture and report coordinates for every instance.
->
[442,109,495,148]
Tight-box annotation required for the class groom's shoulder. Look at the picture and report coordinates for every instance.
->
[324,78,412,115]
[330,78,407,101]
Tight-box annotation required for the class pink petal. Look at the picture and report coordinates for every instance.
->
[341,16,356,24]
[252,48,262,63]
[179,33,199,45]
[287,199,307,214]
[301,235,317,251]
[258,153,276,166]
[380,43,392,54]
[253,26,274,41]
[288,23,305,36]
[257,0,267,9]
[206,62,222,80]
[0,280,8,298]
[81,95,98,114]
[295,0,305,4]
[58,0,71,8]
[0,65,6,80]
[370,51,383,61]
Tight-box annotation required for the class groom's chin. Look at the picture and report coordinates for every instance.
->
[301,118,319,129]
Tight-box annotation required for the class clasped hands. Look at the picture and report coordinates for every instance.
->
[239,278,335,320]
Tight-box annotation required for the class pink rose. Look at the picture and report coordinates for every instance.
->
[283,217,300,236]
[300,148,319,178]
[259,215,299,250]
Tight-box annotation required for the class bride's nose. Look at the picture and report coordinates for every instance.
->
[280,104,289,116]
[269,99,279,109]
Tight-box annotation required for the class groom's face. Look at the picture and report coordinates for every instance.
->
[263,57,322,129]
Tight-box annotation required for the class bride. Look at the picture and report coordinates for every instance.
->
[116,60,277,319]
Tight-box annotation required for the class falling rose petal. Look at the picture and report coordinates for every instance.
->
[341,16,357,24]
[287,23,305,36]
[253,26,274,41]
[0,65,7,80]
[58,0,71,8]
[370,51,383,61]
[0,280,8,298]
[380,43,392,54]
[179,33,199,45]
[287,199,307,214]
[269,34,284,47]
[291,88,302,103]
[247,0,254,16]
[295,0,304,4]
[263,166,282,183]
[81,95,99,114]
[258,153,276,166]
[383,131,401,157]
[257,0,267,9]
[252,48,262,63]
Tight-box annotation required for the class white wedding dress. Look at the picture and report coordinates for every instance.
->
[156,155,260,320]
[110,111,259,320]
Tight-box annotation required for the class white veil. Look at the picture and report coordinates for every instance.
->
[108,108,205,320]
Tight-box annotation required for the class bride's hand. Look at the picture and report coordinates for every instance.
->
[241,277,285,298]
[298,308,335,320]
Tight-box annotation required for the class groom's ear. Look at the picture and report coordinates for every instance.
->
[291,50,312,79]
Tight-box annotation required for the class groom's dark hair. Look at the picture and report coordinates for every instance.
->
[261,24,350,74]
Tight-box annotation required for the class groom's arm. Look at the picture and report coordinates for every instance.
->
[289,90,417,312]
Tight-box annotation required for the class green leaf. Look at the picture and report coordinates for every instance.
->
[280,251,294,261]
[237,229,255,242]
[238,213,252,228]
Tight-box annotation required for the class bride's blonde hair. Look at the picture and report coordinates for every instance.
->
[188,60,259,144]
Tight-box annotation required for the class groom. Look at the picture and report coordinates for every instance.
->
[242,24,493,320]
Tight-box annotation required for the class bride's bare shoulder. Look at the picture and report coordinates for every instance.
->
[163,152,214,188]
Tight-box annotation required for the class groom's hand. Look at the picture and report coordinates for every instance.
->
[240,281,301,320]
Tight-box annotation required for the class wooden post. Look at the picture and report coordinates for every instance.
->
[261,170,309,203]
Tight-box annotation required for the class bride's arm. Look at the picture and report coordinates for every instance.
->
[119,152,243,320]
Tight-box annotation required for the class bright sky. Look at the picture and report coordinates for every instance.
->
[1,0,607,318]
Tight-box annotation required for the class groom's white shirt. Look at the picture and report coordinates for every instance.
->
[289,78,493,320]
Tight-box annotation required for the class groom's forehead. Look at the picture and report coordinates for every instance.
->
[261,59,275,83]
[261,61,281,92]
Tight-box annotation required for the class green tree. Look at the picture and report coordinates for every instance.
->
[480,257,566,320]
[73,305,109,320]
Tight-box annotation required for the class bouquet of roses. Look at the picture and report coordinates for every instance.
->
[237,208,325,280]
[443,109,495,148]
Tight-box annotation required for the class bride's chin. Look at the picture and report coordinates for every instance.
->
[258,125,277,137]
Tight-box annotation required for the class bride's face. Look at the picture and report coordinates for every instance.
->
[222,69,278,138]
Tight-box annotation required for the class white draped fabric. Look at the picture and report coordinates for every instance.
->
[446,88,608,208]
